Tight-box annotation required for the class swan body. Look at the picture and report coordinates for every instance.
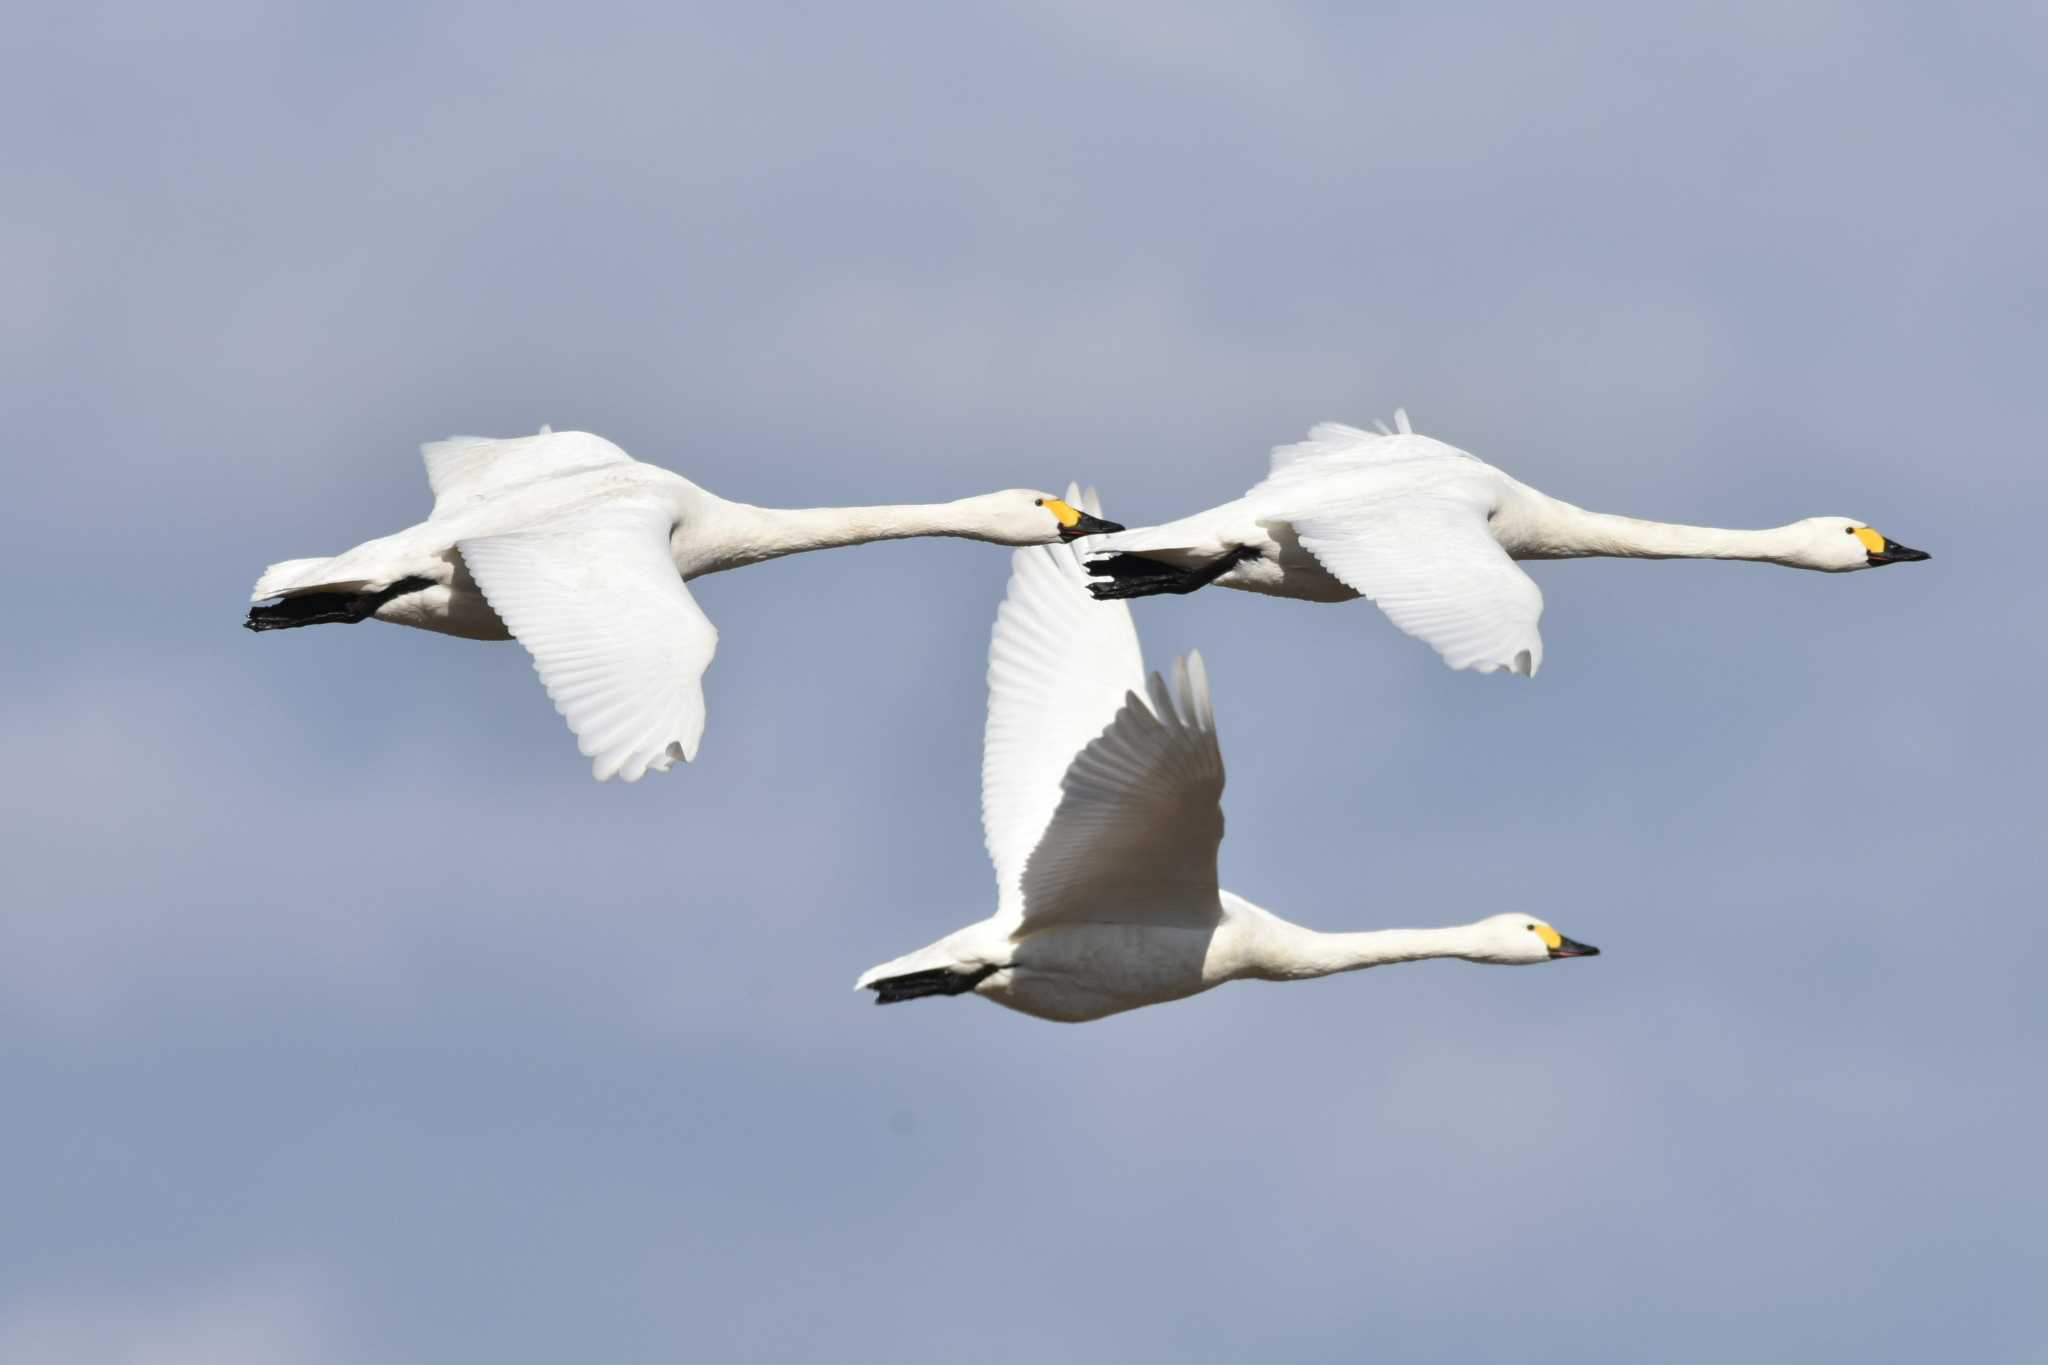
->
[857,489,1598,1024]
[1087,413,1929,677]
[246,429,1120,781]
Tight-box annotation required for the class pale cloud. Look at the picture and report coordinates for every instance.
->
[0,1273,348,1365]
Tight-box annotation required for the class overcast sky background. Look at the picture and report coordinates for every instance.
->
[5,2,2044,1361]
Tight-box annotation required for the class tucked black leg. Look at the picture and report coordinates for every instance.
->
[1086,546,1260,601]
[868,964,1002,1005]
[244,576,436,632]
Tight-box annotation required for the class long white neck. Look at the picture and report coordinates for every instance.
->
[1521,498,1810,564]
[1243,915,1492,981]
[712,500,1008,567]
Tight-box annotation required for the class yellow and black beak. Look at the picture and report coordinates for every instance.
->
[1854,527,1930,567]
[1548,934,1600,960]
[1045,498,1125,541]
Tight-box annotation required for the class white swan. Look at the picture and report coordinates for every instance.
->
[245,429,1121,781]
[1086,412,1929,676]
[856,488,1599,1023]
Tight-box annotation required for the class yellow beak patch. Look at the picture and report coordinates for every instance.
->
[1534,924,1563,950]
[1043,498,1083,529]
[1853,527,1887,554]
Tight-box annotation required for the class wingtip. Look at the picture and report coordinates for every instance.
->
[1165,650,1215,730]
[588,739,696,783]
[1185,649,1212,719]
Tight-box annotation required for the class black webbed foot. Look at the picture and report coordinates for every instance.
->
[1085,547,1260,601]
[244,576,436,632]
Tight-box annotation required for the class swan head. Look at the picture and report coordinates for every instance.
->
[961,491,1125,546]
[1468,913,1600,965]
[1787,517,1931,572]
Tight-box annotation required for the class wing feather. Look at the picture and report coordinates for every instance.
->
[423,430,635,519]
[982,486,1147,901]
[1016,654,1225,931]
[1253,422,1545,676]
[1261,412,1473,485]
[980,487,1229,930]
[457,501,717,782]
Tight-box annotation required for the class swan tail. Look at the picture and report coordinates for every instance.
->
[244,576,436,632]
[251,556,338,601]
[859,963,1000,1005]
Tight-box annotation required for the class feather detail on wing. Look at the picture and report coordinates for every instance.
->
[1288,491,1544,675]
[457,501,717,781]
[1014,653,1225,932]
[982,486,1148,902]
[1252,416,1544,676]
[423,430,634,519]
[1259,411,1476,488]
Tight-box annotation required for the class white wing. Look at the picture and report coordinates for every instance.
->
[1259,411,1476,485]
[982,486,1148,901]
[978,486,1226,931]
[1015,653,1225,932]
[1254,420,1545,676]
[1290,497,1544,676]
[457,501,718,782]
[423,429,635,519]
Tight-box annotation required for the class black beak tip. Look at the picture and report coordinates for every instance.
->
[1873,542,1930,565]
[1549,937,1600,959]
[1062,515,1125,539]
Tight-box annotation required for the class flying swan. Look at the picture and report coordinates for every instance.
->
[1086,412,1929,676]
[857,488,1599,1023]
[245,429,1121,781]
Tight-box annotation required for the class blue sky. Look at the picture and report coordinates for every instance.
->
[4,2,2043,1361]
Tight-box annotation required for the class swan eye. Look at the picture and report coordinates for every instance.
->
[1034,498,1043,506]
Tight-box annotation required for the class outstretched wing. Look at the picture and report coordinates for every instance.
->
[458,500,717,782]
[982,486,1148,901]
[1254,418,1545,676]
[423,429,635,519]
[1258,411,1482,486]
[1290,496,1544,676]
[1015,653,1225,932]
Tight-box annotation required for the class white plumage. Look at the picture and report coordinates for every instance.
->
[455,502,721,780]
[1088,414,1928,676]
[247,430,1121,781]
[858,488,1601,1024]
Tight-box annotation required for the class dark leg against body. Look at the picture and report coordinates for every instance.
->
[867,964,1002,1005]
[1086,546,1261,601]
[244,576,436,632]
